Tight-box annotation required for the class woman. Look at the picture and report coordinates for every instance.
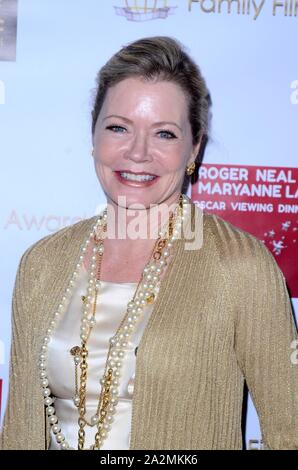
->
[1,36,298,450]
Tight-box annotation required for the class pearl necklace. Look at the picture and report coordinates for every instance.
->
[39,194,190,450]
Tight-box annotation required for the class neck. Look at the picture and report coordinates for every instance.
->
[104,192,183,244]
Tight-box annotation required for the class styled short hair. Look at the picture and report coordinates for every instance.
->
[91,36,212,184]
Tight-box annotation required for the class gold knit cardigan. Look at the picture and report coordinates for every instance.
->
[0,200,297,450]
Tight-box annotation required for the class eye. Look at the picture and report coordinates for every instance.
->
[158,130,177,139]
[106,125,126,133]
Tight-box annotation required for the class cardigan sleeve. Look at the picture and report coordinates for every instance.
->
[0,245,44,450]
[233,237,298,450]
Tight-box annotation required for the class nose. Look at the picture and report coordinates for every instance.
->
[124,132,152,163]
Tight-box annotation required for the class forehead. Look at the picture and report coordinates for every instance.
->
[101,76,189,122]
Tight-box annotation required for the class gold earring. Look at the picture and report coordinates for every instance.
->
[186,162,196,176]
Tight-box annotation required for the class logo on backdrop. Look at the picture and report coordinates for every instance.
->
[188,0,298,19]
[0,0,18,62]
[192,164,298,297]
[114,0,177,21]
[248,439,264,450]
[113,0,297,22]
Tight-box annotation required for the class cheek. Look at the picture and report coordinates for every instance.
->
[94,131,121,164]
[96,142,116,165]
[160,147,188,173]
[94,158,113,184]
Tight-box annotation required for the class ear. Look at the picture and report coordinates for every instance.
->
[187,133,204,166]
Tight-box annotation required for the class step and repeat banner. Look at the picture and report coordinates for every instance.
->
[0,0,297,450]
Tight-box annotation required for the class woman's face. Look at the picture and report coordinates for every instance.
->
[92,76,202,210]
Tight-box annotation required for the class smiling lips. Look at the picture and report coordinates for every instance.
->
[114,170,159,187]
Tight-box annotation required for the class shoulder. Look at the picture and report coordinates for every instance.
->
[10,215,99,323]
[201,210,284,283]
[203,210,261,247]
[201,212,292,325]
[16,215,98,275]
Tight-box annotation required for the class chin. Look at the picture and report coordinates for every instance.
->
[109,192,159,210]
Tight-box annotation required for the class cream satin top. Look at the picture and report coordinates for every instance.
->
[47,263,156,450]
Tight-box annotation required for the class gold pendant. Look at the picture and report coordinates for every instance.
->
[146,293,155,304]
[70,345,82,356]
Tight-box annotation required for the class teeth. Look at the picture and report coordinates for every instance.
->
[120,172,156,182]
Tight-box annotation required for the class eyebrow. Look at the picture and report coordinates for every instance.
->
[103,114,183,132]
